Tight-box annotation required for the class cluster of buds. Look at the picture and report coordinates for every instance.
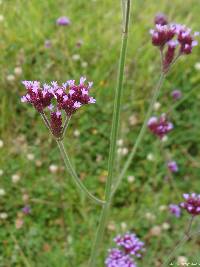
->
[154,13,168,26]
[147,114,173,139]
[150,14,199,73]
[105,233,144,267]
[180,193,200,216]
[21,77,96,138]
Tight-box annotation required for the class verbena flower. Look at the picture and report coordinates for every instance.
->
[150,24,176,48]
[180,193,200,216]
[167,161,179,173]
[171,89,182,101]
[105,249,136,267]
[114,233,145,257]
[176,24,199,54]
[56,16,71,26]
[154,13,168,26]
[22,206,31,215]
[147,115,173,139]
[21,77,96,138]
[150,18,199,73]
[21,81,54,113]
[169,204,181,218]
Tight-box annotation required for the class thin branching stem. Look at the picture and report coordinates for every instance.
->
[41,113,104,205]
[161,216,196,267]
[10,233,32,267]
[111,73,165,197]
[56,140,105,205]
[62,115,71,138]
[89,1,131,266]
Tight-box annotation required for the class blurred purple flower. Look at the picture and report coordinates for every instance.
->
[56,16,71,26]
[171,89,182,101]
[169,204,181,217]
[22,206,31,215]
[105,249,136,267]
[114,232,145,258]
[147,115,173,139]
[167,161,179,173]
[45,40,52,48]
[154,13,168,26]
[180,193,200,216]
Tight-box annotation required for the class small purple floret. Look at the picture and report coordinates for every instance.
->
[167,161,179,173]
[22,206,31,215]
[169,204,181,218]
[171,90,182,101]
[56,16,71,26]
[45,40,52,48]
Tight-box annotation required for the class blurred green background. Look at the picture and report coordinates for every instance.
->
[1,0,200,266]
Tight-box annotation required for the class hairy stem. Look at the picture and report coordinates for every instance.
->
[111,73,165,197]
[89,1,131,266]
[56,140,105,205]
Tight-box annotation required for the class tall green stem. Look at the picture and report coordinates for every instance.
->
[89,1,131,266]
[111,73,165,196]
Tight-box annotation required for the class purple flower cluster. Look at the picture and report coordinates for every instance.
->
[114,233,144,257]
[167,161,179,173]
[105,233,144,267]
[21,77,96,138]
[169,204,181,218]
[21,81,54,113]
[180,193,200,216]
[147,115,173,139]
[105,249,136,267]
[150,16,199,72]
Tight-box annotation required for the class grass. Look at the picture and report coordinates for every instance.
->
[1,0,200,266]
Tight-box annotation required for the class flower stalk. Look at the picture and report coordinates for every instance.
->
[111,73,165,196]
[41,112,104,206]
[89,1,131,266]
[56,140,105,206]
